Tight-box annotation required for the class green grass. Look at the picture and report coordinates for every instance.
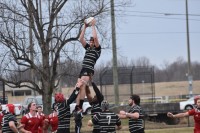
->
[144,127,193,133]
[115,127,193,133]
[69,115,194,133]
[19,113,194,133]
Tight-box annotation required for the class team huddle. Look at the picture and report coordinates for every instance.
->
[0,18,145,133]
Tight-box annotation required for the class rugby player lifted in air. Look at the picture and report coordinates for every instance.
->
[75,17,101,111]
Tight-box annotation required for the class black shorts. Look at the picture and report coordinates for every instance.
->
[79,68,94,78]
[57,128,70,133]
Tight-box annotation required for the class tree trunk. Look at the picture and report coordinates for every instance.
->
[41,44,52,114]
[42,82,52,114]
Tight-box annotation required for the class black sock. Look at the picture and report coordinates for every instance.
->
[75,105,79,111]
[75,87,80,91]
[79,99,84,109]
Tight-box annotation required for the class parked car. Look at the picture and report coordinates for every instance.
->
[179,95,200,110]
[22,96,92,115]
[1,104,22,116]
[21,96,55,115]
[70,97,91,115]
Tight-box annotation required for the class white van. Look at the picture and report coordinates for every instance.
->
[70,97,91,115]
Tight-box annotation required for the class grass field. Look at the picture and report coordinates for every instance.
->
[114,127,193,133]
[145,127,193,133]
[70,127,193,133]
[68,115,194,133]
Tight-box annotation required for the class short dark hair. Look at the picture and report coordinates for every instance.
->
[90,37,94,41]
[27,102,34,112]
[51,103,57,111]
[130,94,140,105]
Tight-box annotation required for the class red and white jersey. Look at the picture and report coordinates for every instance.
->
[20,113,43,133]
[37,112,46,133]
[0,112,4,129]
[37,112,45,120]
[188,108,200,132]
[48,112,58,132]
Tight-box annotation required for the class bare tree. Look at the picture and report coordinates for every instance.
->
[154,57,197,82]
[0,0,131,113]
[130,56,151,67]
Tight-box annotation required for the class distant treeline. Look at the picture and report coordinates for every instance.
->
[12,57,200,87]
[60,57,200,86]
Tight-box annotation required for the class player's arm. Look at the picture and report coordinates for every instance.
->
[91,20,100,48]
[126,112,139,119]
[92,114,99,125]
[67,80,82,105]
[19,117,31,133]
[9,121,18,133]
[85,86,93,103]
[79,24,87,47]
[19,125,31,133]
[43,118,49,131]
[87,119,93,127]
[118,111,128,119]
[116,115,122,130]
[167,112,189,118]
[91,82,104,102]
[119,110,139,119]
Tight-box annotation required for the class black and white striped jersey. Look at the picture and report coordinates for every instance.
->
[1,113,18,133]
[91,102,102,118]
[56,101,71,129]
[92,111,121,133]
[91,102,102,130]
[128,105,144,133]
[90,82,104,120]
[82,44,101,72]
[56,87,80,129]
[90,82,104,132]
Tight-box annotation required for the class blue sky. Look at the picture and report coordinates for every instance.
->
[97,0,200,68]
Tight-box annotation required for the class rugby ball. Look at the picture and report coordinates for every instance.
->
[85,17,94,26]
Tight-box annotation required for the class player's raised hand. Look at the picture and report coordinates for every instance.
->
[167,112,174,118]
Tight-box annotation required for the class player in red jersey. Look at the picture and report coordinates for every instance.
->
[168,97,200,133]
[19,102,44,133]
[0,103,4,133]
[37,106,46,133]
[44,104,58,133]
[48,109,58,132]
[37,105,45,119]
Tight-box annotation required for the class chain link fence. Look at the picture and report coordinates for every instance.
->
[99,66,155,104]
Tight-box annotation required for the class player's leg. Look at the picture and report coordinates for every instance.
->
[85,85,93,103]
[75,78,84,110]
[78,75,90,109]
[74,109,83,133]
[67,80,82,105]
